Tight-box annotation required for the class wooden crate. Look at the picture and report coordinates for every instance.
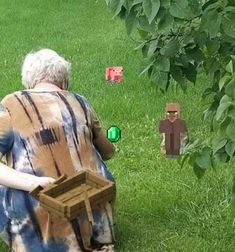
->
[30,170,115,221]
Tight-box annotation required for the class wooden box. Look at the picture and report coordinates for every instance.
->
[30,170,115,221]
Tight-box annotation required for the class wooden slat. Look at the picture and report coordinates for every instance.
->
[53,174,68,185]
[67,200,85,215]
[64,186,94,205]
[40,203,67,219]
[86,171,108,187]
[83,185,94,225]
[91,192,116,207]
[89,185,115,203]
[55,185,88,201]
[40,194,66,213]
[43,175,86,197]
[69,192,116,217]
[85,179,99,188]
[68,184,115,216]
[55,184,91,202]
[29,185,44,200]
[68,184,115,212]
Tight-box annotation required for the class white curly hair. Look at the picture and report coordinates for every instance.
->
[21,48,71,89]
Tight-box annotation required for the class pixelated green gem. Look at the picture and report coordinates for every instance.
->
[107,126,121,142]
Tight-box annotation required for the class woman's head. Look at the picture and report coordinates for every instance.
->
[21,48,71,89]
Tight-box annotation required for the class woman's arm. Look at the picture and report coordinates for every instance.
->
[0,158,55,192]
[0,101,55,191]
[93,131,115,160]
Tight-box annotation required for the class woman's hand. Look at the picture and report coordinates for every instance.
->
[36,176,55,188]
[93,131,115,160]
[30,176,55,191]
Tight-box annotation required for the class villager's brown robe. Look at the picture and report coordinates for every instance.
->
[159,118,187,156]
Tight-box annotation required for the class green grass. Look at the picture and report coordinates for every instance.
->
[0,0,234,251]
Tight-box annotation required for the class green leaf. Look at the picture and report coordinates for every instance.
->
[169,0,192,19]
[150,67,169,91]
[143,0,160,24]
[220,94,232,104]
[139,58,154,76]
[154,55,170,72]
[196,147,212,169]
[179,153,190,169]
[188,0,201,16]
[185,46,204,64]
[200,9,221,38]
[193,163,206,179]
[110,0,125,17]
[137,28,149,39]
[215,101,232,120]
[202,87,213,101]
[125,7,138,35]
[221,12,235,39]
[212,138,227,154]
[206,39,220,56]
[133,0,143,4]
[142,43,150,57]
[225,6,235,12]
[123,0,132,12]
[134,40,146,50]
[171,65,185,83]
[150,0,161,23]
[212,151,229,165]
[147,39,159,57]
[160,0,170,8]
[193,31,208,47]
[143,0,152,18]
[171,64,187,92]
[225,60,234,74]
[219,117,232,132]
[158,9,174,31]
[183,63,197,84]
[160,40,180,57]
[175,55,189,68]
[226,119,235,140]
[188,152,198,166]
[225,141,235,157]
[225,79,235,98]
[203,57,220,77]
[202,0,218,11]
[219,74,231,90]
[228,106,235,120]
[138,15,155,33]
[181,33,194,47]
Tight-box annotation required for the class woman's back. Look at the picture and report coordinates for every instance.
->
[2,90,108,178]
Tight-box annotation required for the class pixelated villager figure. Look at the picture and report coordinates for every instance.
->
[159,103,188,158]
[105,66,123,83]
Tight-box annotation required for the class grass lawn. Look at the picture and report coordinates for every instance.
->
[0,0,234,251]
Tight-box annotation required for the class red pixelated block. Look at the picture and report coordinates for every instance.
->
[105,66,123,83]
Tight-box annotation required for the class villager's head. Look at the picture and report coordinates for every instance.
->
[21,48,71,90]
[165,103,180,122]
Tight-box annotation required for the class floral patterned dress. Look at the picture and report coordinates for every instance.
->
[0,90,115,252]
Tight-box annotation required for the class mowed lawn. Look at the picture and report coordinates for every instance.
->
[0,0,234,251]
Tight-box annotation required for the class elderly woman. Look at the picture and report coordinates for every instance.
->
[0,49,116,252]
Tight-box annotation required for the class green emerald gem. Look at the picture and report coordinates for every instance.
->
[107,126,121,142]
